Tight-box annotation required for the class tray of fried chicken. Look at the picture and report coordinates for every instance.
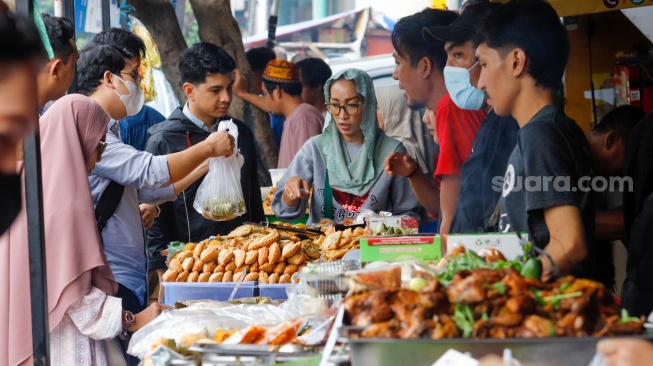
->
[338,252,650,365]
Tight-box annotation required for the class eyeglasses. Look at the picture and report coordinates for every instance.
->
[97,141,107,157]
[120,71,141,84]
[325,102,364,116]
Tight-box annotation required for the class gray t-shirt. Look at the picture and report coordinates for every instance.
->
[499,105,594,253]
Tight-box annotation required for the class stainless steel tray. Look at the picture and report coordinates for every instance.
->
[189,343,319,366]
[340,326,653,366]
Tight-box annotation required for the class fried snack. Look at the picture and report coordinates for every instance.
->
[213,328,238,343]
[187,271,199,282]
[225,262,237,272]
[223,271,233,282]
[235,265,250,274]
[176,270,189,282]
[215,264,226,273]
[223,325,267,345]
[322,231,342,250]
[233,249,246,268]
[338,238,350,249]
[233,272,244,282]
[198,272,211,282]
[259,272,269,284]
[192,257,204,272]
[209,272,224,282]
[245,250,258,265]
[325,248,349,261]
[200,247,219,263]
[241,242,251,252]
[279,274,292,283]
[259,262,274,273]
[266,322,299,345]
[177,250,193,264]
[218,249,234,265]
[227,224,253,238]
[250,261,260,273]
[279,239,294,248]
[182,257,194,272]
[203,262,217,274]
[180,333,208,347]
[208,239,221,247]
[342,228,353,240]
[169,258,183,273]
[301,240,321,260]
[269,273,280,284]
[268,243,281,263]
[193,241,207,258]
[292,277,300,284]
[273,262,286,275]
[162,269,178,282]
[353,227,365,236]
[245,272,259,282]
[249,230,280,250]
[184,242,197,251]
[286,252,308,265]
[284,264,299,276]
[281,242,301,260]
[258,247,270,266]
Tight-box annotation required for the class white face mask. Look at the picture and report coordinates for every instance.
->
[111,74,144,117]
[443,62,485,111]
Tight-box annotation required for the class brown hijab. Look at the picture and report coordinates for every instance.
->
[0,94,117,365]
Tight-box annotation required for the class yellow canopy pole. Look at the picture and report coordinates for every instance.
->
[491,0,653,17]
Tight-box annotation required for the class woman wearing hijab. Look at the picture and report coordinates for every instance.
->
[0,94,165,366]
[271,69,420,225]
[375,85,431,175]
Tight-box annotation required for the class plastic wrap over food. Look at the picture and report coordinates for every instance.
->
[128,303,301,358]
[131,21,161,103]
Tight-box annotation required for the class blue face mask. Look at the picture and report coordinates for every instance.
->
[444,62,485,110]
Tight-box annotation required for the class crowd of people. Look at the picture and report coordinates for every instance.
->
[1,0,653,365]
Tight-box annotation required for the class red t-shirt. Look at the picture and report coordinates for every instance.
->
[434,93,485,180]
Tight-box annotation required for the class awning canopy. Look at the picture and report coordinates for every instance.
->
[492,0,653,17]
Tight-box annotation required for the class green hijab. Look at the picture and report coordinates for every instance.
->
[315,68,401,197]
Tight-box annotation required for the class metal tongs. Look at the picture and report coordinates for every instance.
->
[254,221,323,239]
[516,232,560,279]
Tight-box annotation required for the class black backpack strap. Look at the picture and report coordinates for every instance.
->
[95,180,125,235]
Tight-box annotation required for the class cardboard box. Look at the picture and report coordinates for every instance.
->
[444,233,528,260]
[360,235,442,267]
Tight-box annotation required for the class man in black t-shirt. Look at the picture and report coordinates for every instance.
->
[475,1,594,280]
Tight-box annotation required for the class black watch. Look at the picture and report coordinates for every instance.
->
[122,310,135,332]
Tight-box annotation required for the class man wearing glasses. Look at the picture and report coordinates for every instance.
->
[261,59,324,168]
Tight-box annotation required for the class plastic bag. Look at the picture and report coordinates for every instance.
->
[193,120,247,221]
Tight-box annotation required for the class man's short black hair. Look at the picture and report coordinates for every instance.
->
[296,58,332,88]
[179,42,236,85]
[246,47,276,73]
[474,0,569,90]
[42,14,75,63]
[593,105,646,142]
[77,44,129,96]
[0,8,44,62]
[90,27,145,59]
[263,80,302,97]
[392,8,457,72]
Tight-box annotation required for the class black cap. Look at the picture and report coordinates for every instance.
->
[423,2,499,43]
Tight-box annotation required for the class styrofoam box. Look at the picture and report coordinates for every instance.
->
[161,282,257,305]
[258,283,291,300]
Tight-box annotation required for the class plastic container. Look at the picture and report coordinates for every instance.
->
[268,168,287,187]
[258,283,291,300]
[161,282,257,306]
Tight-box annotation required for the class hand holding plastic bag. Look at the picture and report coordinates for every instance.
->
[193,120,247,221]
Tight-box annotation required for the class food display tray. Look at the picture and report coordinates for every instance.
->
[340,326,653,366]
[188,343,318,366]
[161,282,257,306]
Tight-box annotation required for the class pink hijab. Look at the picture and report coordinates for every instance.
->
[0,94,117,365]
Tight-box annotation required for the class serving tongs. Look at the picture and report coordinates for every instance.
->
[254,221,323,239]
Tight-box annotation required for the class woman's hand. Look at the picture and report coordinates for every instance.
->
[384,152,419,177]
[283,176,310,207]
[129,302,171,333]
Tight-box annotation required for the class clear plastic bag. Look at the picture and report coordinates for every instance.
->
[193,120,247,221]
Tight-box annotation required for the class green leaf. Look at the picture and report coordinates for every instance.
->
[620,309,641,323]
[491,282,507,295]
